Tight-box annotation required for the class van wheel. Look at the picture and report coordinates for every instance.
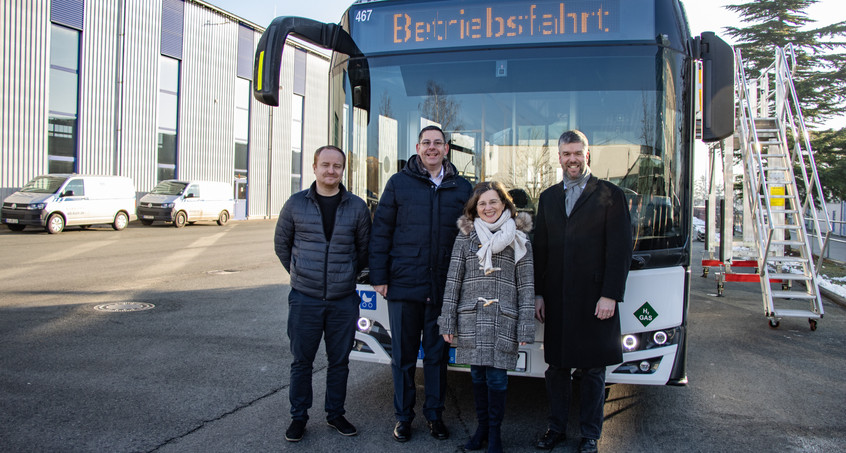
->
[112,212,129,231]
[7,224,25,232]
[141,219,153,226]
[217,210,230,226]
[174,211,187,228]
[46,213,65,234]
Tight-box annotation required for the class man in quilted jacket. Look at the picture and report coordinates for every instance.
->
[274,145,371,443]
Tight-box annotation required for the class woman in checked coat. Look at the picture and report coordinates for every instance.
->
[437,181,535,453]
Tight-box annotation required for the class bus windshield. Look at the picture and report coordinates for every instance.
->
[336,44,689,253]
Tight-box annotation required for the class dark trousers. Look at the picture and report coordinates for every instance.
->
[287,288,359,422]
[470,365,508,391]
[387,300,449,422]
[545,365,606,440]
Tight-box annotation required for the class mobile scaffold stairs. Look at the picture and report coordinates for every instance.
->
[730,44,829,330]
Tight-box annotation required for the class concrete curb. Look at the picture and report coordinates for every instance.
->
[820,285,846,310]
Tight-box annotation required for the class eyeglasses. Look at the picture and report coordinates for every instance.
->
[477,199,502,208]
[419,140,445,147]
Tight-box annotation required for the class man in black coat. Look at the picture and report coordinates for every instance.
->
[533,130,632,453]
[274,146,371,443]
[369,125,473,442]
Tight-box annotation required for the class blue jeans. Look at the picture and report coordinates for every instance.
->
[387,300,449,422]
[545,365,606,440]
[470,365,508,391]
[287,288,359,421]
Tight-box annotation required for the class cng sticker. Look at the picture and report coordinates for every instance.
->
[635,302,658,327]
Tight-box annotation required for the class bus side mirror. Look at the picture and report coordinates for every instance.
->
[698,32,735,142]
[253,16,369,111]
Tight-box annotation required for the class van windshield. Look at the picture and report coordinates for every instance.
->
[150,181,187,195]
[20,176,68,194]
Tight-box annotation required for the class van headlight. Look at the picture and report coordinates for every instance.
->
[161,203,174,209]
[28,203,45,210]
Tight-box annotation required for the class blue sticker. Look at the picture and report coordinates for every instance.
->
[358,290,377,310]
[448,347,456,364]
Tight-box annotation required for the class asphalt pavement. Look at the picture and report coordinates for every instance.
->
[1,221,844,452]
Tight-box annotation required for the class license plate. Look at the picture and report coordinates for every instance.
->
[6,218,18,224]
[142,215,153,219]
[447,348,528,373]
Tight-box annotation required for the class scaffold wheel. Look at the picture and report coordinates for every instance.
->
[768,319,780,329]
[809,319,817,331]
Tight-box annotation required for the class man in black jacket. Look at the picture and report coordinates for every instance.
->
[370,125,473,442]
[274,145,371,443]
[533,130,632,453]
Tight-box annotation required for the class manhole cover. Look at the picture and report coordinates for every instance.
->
[94,302,155,312]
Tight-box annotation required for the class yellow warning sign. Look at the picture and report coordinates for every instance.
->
[770,186,785,207]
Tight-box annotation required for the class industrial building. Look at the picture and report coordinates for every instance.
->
[1,0,330,220]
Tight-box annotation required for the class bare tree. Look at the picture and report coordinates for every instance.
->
[496,135,559,203]
[379,91,393,118]
[419,80,462,131]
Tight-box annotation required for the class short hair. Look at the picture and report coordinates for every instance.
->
[313,145,346,168]
[557,130,589,149]
[463,181,518,220]
[418,125,447,143]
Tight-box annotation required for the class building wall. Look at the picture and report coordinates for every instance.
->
[1,1,50,197]
[77,0,120,176]
[117,0,162,193]
[179,3,237,185]
[0,0,330,220]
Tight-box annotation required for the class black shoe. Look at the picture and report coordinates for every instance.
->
[327,416,358,436]
[579,438,598,453]
[285,420,306,442]
[536,429,565,450]
[427,419,450,440]
[393,421,412,442]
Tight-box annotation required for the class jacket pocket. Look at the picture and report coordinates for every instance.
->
[494,303,519,354]
[456,304,477,348]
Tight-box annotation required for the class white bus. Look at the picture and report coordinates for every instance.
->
[253,0,735,386]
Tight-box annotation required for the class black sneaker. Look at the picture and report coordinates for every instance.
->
[536,429,566,450]
[579,438,598,453]
[327,416,358,436]
[285,419,306,442]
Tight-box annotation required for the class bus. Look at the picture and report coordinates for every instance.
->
[253,0,734,386]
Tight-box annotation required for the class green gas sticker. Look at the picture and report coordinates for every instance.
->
[635,302,658,327]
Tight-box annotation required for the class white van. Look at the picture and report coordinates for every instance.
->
[1,174,137,234]
[137,180,234,228]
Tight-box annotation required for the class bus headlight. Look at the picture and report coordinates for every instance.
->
[653,331,668,345]
[622,335,638,351]
[357,317,372,333]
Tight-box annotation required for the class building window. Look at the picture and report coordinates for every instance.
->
[234,77,250,180]
[291,94,304,194]
[158,56,180,182]
[48,24,80,174]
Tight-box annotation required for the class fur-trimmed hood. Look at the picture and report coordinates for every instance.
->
[457,211,533,235]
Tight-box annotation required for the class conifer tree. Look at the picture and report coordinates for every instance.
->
[725,0,846,202]
[724,0,845,123]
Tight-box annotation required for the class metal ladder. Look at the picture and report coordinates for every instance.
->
[733,45,829,330]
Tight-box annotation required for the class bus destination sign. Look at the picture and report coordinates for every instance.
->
[350,0,653,54]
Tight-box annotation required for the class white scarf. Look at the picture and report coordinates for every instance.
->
[474,209,529,275]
